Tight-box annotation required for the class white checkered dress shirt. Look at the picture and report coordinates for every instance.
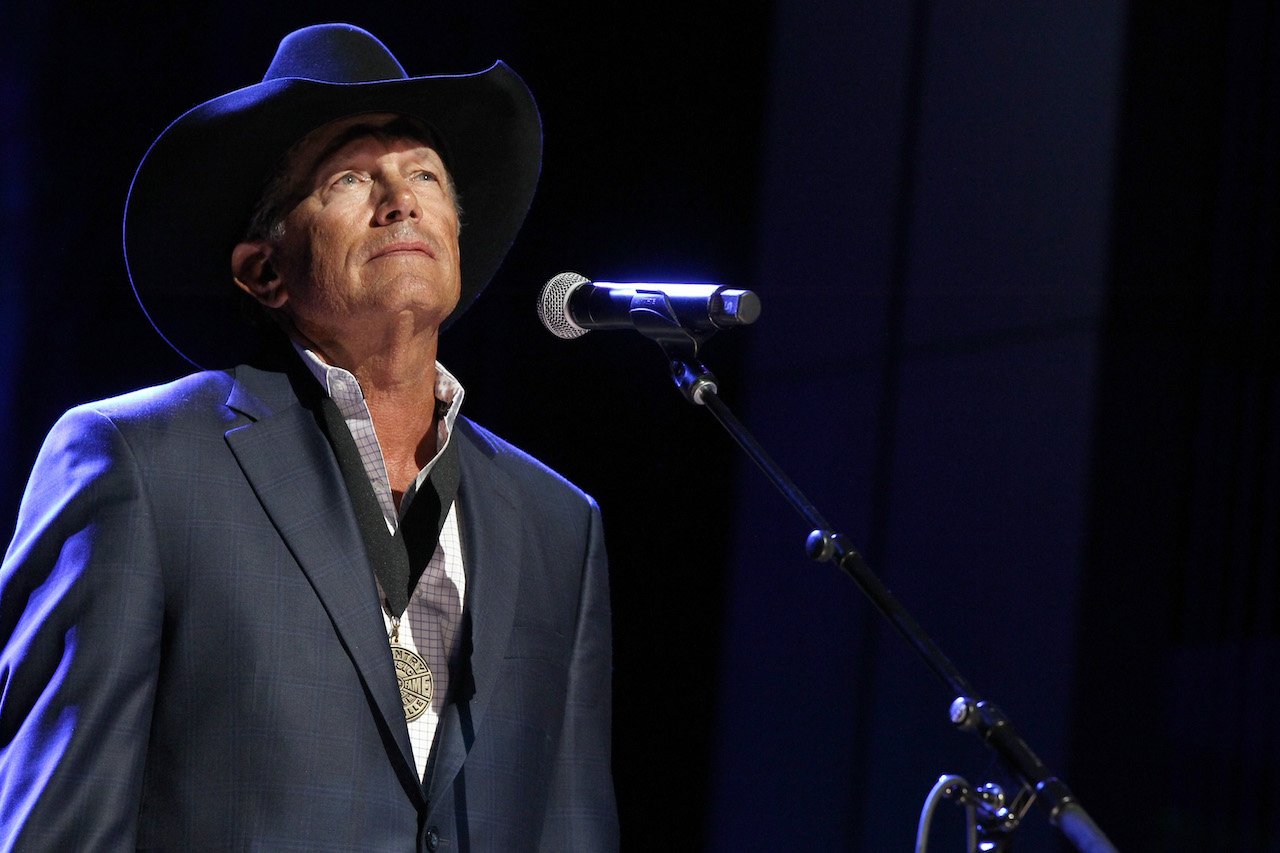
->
[297,346,466,783]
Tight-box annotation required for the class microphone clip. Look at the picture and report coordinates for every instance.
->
[622,289,721,405]
[626,289,717,351]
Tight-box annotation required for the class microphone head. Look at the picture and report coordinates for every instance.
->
[538,271,590,339]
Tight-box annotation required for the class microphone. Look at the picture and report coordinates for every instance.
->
[537,271,761,340]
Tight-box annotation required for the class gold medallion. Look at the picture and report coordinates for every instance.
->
[391,645,433,722]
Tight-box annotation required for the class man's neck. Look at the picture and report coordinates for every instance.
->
[295,325,443,491]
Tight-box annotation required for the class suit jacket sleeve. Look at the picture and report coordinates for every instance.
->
[0,406,162,850]
[537,498,619,850]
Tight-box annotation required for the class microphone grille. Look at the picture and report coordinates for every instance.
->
[537,271,590,339]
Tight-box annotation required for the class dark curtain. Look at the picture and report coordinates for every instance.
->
[1071,3,1280,850]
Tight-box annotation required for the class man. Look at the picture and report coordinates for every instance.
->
[0,23,617,851]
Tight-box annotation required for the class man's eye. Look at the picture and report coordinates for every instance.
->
[333,173,361,188]
[414,171,439,183]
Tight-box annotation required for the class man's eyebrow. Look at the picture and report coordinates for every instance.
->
[303,121,440,183]
[305,124,385,178]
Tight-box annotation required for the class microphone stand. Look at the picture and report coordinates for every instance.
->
[624,297,1117,853]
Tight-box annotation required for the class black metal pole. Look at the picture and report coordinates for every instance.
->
[671,355,1117,853]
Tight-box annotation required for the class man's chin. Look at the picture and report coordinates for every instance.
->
[366,276,460,316]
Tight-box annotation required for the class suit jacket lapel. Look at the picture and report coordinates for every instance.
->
[222,365,424,803]
[427,418,521,805]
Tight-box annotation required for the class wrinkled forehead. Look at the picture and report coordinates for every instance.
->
[287,112,450,182]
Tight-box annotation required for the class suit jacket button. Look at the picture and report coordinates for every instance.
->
[425,826,440,851]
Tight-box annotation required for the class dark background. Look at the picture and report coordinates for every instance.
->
[2,3,1276,850]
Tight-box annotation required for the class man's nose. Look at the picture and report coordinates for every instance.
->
[374,178,420,225]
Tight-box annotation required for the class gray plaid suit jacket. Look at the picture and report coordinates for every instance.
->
[0,362,617,851]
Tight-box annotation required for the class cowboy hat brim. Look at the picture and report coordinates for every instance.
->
[124,29,541,369]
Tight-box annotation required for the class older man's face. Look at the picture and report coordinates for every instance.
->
[265,113,461,349]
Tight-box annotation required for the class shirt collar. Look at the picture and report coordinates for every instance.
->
[291,341,466,435]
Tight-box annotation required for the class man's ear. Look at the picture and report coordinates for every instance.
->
[231,240,288,309]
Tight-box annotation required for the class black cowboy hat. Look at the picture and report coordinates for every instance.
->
[124,23,542,369]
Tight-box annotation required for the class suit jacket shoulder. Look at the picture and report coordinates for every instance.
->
[71,369,238,426]
[455,416,598,508]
